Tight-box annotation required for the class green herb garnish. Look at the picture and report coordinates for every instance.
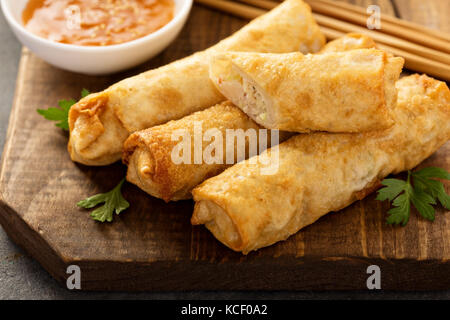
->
[376,167,450,226]
[37,88,90,131]
[77,178,129,223]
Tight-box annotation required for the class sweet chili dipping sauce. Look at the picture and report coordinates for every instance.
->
[22,0,174,46]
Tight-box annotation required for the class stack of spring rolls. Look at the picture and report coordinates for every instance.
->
[69,0,450,254]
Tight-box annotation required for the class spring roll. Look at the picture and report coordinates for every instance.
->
[123,101,288,201]
[123,34,376,202]
[192,74,450,254]
[209,49,404,133]
[318,32,377,53]
[68,0,325,166]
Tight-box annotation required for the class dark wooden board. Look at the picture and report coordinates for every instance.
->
[0,3,449,291]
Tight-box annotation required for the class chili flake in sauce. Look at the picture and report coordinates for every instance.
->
[22,0,174,46]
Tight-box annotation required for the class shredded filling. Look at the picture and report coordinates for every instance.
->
[240,78,268,123]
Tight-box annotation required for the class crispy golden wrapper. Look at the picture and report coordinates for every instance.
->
[123,101,288,201]
[318,33,377,53]
[68,0,325,166]
[123,34,376,201]
[192,75,450,254]
[210,49,404,133]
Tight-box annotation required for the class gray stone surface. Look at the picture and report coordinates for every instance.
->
[0,12,448,300]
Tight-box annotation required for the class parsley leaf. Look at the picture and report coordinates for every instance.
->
[376,178,407,202]
[412,167,450,210]
[413,167,450,180]
[377,167,450,226]
[81,88,90,98]
[386,190,411,226]
[77,178,129,223]
[410,187,436,221]
[37,89,90,131]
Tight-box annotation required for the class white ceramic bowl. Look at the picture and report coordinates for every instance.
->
[1,0,192,75]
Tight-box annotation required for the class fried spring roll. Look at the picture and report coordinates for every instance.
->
[123,34,376,202]
[123,101,288,201]
[318,33,377,53]
[209,49,404,133]
[192,74,450,254]
[68,0,325,166]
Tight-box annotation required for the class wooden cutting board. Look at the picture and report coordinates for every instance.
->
[0,3,449,291]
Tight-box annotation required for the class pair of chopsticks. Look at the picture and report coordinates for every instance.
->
[194,0,450,81]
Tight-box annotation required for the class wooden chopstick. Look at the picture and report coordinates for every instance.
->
[254,0,450,44]
[271,0,450,44]
[319,27,450,82]
[194,0,450,81]
[306,0,450,44]
[313,13,450,65]
[238,0,450,55]
[236,0,277,10]
[197,0,266,19]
